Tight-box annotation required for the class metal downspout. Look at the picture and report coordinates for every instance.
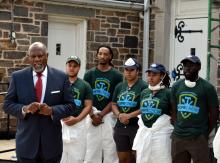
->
[142,0,150,80]
[207,0,212,81]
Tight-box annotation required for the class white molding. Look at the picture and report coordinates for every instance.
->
[175,0,208,18]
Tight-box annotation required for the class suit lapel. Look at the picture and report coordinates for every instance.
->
[25,67,36,102]
[44,66,52,103]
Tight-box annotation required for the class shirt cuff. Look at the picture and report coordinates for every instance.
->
[22,106,27,117]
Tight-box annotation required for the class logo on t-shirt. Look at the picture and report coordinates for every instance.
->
[117,91,137,112]
[72,87,82,107]
[177,92,199,119]
[140,98,161,120]
[93,78,110,101]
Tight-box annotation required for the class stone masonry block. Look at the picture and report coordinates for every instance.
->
[16,33,28,39]
[101,10,114,16]
[124,36,138,48]
[16,39,30,45]
[121,22,131,29]
[132,28,139,35]
[119,48,129,54]
[0,11,11,20]
[8,68,22,76]
[130,48,138,54]
[22,24,40,33]
[115,12,126,17]
[35,13,48,20]
[0,23,21,31]
[88,42,101,51]
[88,19,100,30]
[17,45,29,51]
[41,21,48,36]
[35,2,44,8]
[30,7,43,12]
[4,51,26,59]
[107,17,119,24]
[110,37,118,42]
[107,29,116,36]
[112,43,123,47]
[31,36,47,45]
[0,60,13,67]
[101,23,110,28]
[95,35,108,42]
[14,17,33,23]
[45,4,95,17]
[127,16,139,22]
[87,31,94,41]
[14,6,28,17]
[118,29,130,35]
[24,1,34,6]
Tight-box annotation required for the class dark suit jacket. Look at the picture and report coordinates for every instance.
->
[3,66,74,160]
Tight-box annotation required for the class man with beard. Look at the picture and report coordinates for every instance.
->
[3,42,75,163]
[171,55,219,163]
[84,45,123,163]
[61,55,93,163]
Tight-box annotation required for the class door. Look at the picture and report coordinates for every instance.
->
[171,18,208,80]
[47,17,87,78]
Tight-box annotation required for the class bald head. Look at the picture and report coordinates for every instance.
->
[28,42,47,55]
[28,42,48,73]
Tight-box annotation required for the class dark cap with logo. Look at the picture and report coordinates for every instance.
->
[146,63,166,73]
[124,58,140,70]
[66,55,81,65]
[181,55,201,64]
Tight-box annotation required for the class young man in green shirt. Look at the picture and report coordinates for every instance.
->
[84,45,123,163]
[171,55,219,163]
[61,56,93,163]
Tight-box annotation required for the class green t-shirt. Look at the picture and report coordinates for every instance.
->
[140,88,171,127]
[171,78,219,138]
[112,79,148,127]
[70,78,93,116]
[83,67,123,111]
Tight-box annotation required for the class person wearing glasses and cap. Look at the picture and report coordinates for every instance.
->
[171,55,219,163]
[61,56,93,163]
[132,63,173,163]
[112,57,148,163]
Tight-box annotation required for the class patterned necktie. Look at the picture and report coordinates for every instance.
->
[35,73,42,103]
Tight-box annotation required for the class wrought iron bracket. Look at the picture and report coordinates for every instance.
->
[171,63,184,81]
[175,21,203,43]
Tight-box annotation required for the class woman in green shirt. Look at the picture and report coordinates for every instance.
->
[112,58,148,163]
[132,63,173,163]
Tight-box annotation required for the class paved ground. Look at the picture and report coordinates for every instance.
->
[0,139,16,162]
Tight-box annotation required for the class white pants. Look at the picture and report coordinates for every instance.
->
[133,114,173,163]
[84,111,119,163]
[213,127,220,163]
[61,119,87,163]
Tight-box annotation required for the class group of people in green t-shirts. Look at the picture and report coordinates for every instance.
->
[61,45,219,163]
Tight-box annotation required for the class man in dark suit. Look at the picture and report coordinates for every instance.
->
[3,42,75,163]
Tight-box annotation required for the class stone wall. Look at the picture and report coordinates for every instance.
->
[86,9,144,72]
[0,0,47,84]
[0,0,144,82]
[0,0,144,132]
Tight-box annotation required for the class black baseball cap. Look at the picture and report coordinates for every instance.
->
[146,63,166,73]
[181,55,201,64]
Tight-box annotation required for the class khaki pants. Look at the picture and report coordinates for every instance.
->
[171,135,210,163]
